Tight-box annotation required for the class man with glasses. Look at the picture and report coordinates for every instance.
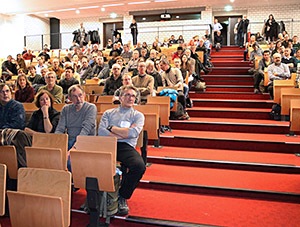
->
[102,63,123,95]
[98,85,145,216]
[267,53,290,99]
[77,56,93,81]
[91,56,110,80]
[38,71,63,103]
[55,84,97,170]
[0,83,25,129]
[0,83,31,168]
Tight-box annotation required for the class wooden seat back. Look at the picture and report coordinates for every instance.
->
[147,96,171,126]
[280,88,300,115]
[71,136,117,192]
[95,95,114,104]
[53,103,66,112]
[7,168,71,227]
[25,147,64,170]
[290,99,300,132]
[273,80,295,103]
[7,192,64,227]
[29,133,68,170]
[0,164,6,216]
[0,145,18,179]
[22,103,38,112]
[134,104,160,140]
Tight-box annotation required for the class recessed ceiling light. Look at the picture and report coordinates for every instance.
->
[230,0,235,2]
[176,15,179,18]
[142,17,146,20]
[76,9,80,14]
[101,8,105,12]
[44,13,49,17]
[224,5,233,11]
[110,13,117,18]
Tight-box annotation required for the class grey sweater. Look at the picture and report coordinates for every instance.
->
[55,102,97,143]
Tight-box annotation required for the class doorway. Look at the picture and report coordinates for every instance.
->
[215,16,242,46]
[103,22,123,48]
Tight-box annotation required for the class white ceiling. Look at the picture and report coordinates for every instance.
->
[1,0,299,20]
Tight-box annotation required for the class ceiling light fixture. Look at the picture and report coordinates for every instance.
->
[101,8,105,12]
[154,0,177,2]
[103,3,124,7]
[230,0,235,2]
[35,10,55,14]
[76,9,80,14]
[44,13,49,17]
[56,8,76,12]
[128,1,151,5]
[78,6,99,10]
[110,13,117,18]
[224,5,233,11]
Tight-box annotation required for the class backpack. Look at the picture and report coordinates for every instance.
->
[270,104,281,121]
[170,102,185,120]
[84,173,121,226]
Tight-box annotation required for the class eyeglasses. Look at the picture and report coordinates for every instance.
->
[1,89,10,94]
[123,93,136,99]
[112,68,120,70]
[46,76,55,79]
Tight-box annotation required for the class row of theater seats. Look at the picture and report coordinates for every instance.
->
[0,133,119,227]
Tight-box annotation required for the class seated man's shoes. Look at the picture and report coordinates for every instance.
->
[118,196,129,216]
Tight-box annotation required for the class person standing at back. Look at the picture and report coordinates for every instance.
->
[129,19,138,46]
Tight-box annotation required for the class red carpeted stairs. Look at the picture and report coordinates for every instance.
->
[123,46,300,227]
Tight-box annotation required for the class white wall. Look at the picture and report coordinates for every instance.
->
[0,14,25,57]
[0,14,49,58]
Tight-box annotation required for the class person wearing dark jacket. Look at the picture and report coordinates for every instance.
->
[265,14,277,42]
[0,83,25,130]
[26,90,60,133]
[129,19,138,45]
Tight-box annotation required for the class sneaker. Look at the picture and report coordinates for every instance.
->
[118,196,129,215]
[254,88,260,94]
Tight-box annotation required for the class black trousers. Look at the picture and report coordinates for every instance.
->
[132,33,138,45]
[117,142,146,199]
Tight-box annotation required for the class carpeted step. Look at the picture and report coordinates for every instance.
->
[169,117,289,134]
[206,80,253,86]
[141,164,300,195]
[146,146,300,173]
[191,99,273,108]
[159,130,300,153]
[205,85,254,92]
[210,67,250,75]
[202,74,253,82]
[211,61,250,67]
[128,188,300,227]
[187,107,271,119]
[189,91,270,100]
